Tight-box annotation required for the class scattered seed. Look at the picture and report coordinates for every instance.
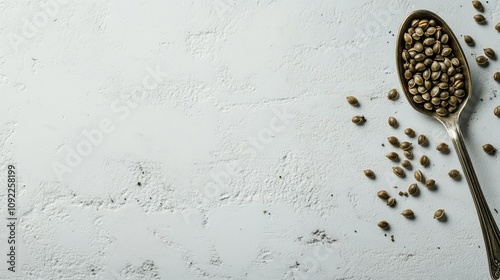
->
[404,128,415,137]
[346,96,359,106]
[390,234,395,242]
[386,152,399,161]
[420,155,430,167]
[364,169,375,178]
[494,72,500,82]
[388,88,399,100]
[483,144,496,154]
[401,160,412,169]
[425,179,436,188]
[472,0,484,11]
[496,22,500,32]
[388,116,398,128]
[352,115,365,125]
[484,48,496,59]
[434,209,445,220]
[404,150,413,159]
[400,141,412,151]
[388,136,399,146]
[378,220,390,230]
[476,55,489,66]
[387,197,396,207]
[393,166,406,178]
[436,142,449,152]
[494,106,500,117]
[401,209,415,218]
[414,170,424,182]
[398,191,404,196]
[377,190,390,200]
[448,169,461,180]
[408,183,419,195]
[473,14,486,24]
[417,134,427,146]
[464,35,474,46]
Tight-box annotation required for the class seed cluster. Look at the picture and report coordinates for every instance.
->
[362,120,459,234]
[401,19,467,117]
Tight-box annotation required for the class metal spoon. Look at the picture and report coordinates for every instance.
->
[396,10,500,279]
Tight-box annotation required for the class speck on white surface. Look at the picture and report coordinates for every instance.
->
[0,0,499,279]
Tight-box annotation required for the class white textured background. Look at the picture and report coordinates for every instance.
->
[0,0,499,279]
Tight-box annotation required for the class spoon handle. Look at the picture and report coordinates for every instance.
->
[445,120,500,279]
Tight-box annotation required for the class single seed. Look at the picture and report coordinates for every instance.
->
[386,152,399,161]
[378,220,390,230]
[364,169,375,178]
[418,19,429,29]
[388,136,399,146]
[440,34,449,44]
[473,14,486,24]
[448,169,461,180]
[401,209,415,218]
[401,160,412,169]
[441,47,452,57]
[418,134,427,145]
[388,88,399,100]
[494,106,500,117]
[393,166,406,178]
[404,128,415,137]
[494,72,500,82]
[423,37,435,46]
[346,96,359,106]
[352,115,365,125]
[464,35,474,46]
[484,48,496,59]
[387,197,396,207]
[483,144,496,154]
[404,150,413,159]
[436,142,449,152]
[434,209,445,220]
[476,56,488,66]
[388,116,398,128]
[377,190,390,200]
[400,141,412,151]
[420,155,430,167]
[472,0,484,11]
[410,19,419,28]
[404,33,413,44]
[414,170,424,182]
[496,22,500,32]
[424,179,436,188]
[408,183,419,196]
[436,107,448,117]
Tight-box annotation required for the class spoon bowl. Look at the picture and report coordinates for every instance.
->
[396,10,500,280]
[396,10,472,125]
